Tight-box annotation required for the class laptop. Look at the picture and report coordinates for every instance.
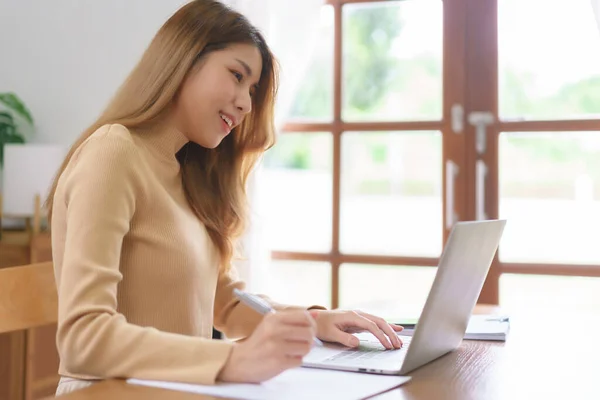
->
[302,219,506,375]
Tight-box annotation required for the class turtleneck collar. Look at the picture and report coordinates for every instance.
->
[135,117,189,163]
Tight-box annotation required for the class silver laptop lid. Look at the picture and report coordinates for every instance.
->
[399,220,506,374]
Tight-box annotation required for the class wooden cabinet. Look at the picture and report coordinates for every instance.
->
[0,234,60,400]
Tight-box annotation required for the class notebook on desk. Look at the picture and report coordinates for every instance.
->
[393,314,510,341]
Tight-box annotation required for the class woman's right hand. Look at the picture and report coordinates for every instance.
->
[217,310,317,383]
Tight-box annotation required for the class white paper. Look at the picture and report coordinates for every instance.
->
[127,367,411,400]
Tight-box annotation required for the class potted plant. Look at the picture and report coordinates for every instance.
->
[0,92,34,167]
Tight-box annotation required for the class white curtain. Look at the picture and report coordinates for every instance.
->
[593,1,600,34]
[224,0,324,292]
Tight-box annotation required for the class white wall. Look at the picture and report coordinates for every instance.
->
[0,0,189,145]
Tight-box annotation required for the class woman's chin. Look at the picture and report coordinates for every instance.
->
[193,136,224,149]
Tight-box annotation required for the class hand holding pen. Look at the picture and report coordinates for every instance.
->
[233,288,323,346]
[217,289,320,383]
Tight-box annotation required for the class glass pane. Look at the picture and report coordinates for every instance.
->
[268,261,331,309]
[500,274,600,315]
[340,131,442,257]
[342,0,443,121]
[499,132,600,264]
[261,133,332,252]
[339,264,437,319]
[499,0,600,120]
[288,5,334,121]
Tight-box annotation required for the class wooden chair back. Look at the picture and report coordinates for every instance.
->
[0,262,57,334]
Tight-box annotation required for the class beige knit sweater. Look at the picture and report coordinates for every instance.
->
[51,123,320,385]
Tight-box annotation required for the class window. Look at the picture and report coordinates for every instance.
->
[262,0,600,313]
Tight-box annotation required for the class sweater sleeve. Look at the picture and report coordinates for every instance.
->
[213,265,327,340]
[55,127,233,384]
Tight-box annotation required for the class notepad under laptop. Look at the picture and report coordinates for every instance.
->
[392,314,510,341]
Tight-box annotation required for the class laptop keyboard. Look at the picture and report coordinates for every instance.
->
[324,336,412,363]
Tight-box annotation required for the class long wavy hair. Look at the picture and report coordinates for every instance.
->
[46,0,278,272]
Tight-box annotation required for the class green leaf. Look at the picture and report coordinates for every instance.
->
[6,133,25,144]
[0,92,34,125]
[0,120,17,140]
[0,111,15,126]
[0,123,15,140]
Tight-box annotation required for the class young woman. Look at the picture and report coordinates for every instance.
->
[47,0,403,395]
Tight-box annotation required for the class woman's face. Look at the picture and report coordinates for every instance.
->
[173,43,262,148]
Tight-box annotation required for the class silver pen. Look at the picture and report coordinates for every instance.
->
[233,288,323,346]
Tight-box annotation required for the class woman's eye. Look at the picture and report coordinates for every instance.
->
[232,71,243,82]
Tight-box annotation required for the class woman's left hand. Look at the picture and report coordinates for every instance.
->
[309,310,404,349]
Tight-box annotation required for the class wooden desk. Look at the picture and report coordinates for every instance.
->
[44,309,600,400]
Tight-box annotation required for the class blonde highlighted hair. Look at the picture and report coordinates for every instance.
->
[46,0,278,272]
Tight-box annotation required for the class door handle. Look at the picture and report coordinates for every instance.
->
[468,112,494,155]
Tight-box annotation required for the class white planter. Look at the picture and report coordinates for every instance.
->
[2,143,66,217]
